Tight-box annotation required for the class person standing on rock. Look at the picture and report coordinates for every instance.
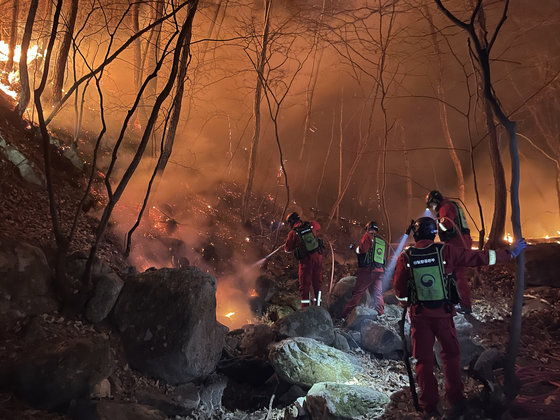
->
[284,212,324,308]
[393,217,526,417]
[426,190,473,314]
[341,220,388,319]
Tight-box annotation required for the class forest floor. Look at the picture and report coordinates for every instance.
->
[1,94,560,419]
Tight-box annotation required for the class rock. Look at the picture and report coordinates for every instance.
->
[224,323,275,358]
[135,388,193,417]
[263,304,295,323]
[91,378,111,399]
[274,306,335,346]
[68,400,167,420]
[328,276,362,319]
[525,243,560,287]
[332,331,350,352]
[198,373,228,413]
[0,134,45,186]
[360,319,402,360]
[305,382,390,419]
[269,337,363,387]
[114,267,226,384]
[345,305,378,331]
[0,240,57,331]
[277,384,307,408]
[85,272,124,323]
[4,335,113,410]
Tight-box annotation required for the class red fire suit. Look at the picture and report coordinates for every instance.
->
[284,220,323,307]
[342,232,388,317]
[437,198,473,310]
[393,239,511,412]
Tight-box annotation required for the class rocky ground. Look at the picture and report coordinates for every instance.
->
[1,95,560,420]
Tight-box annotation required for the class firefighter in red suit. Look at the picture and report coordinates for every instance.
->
[284,212,324,308]
[342,220,388,318]
[393,217,526,416]
[426,190,473,314]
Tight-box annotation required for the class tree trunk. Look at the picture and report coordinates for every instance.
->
[4,0,18,73]
[484,100,507,248]
[131,2,142,90]
[17,0,39,116]
[425,5,465,202]
[52,0,79,104]
[147,0,164,156]
[337,87,343,223]
[242,0,272,223]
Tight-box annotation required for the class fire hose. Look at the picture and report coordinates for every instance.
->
[399,305,421,412]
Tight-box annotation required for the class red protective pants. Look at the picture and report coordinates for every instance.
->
[341,267,384,317]
[411,315,464,412]
[447,234,473,309]
[298,252,323,307]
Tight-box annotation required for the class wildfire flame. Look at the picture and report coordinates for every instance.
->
[225,312,235,318]
[249,288,258,297]
[0,41,45,101]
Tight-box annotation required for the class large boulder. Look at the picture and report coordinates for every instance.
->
[2,335,113,410]
[269,337,363,387]
[360,319,402,360]
[525,243,560,287]
[0,240,57,331]
[274,306,335,346]
[114,267,226,384]
[305,382,390,419]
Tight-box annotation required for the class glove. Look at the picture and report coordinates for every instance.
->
[405,219,415,235]
[510,238,527,258]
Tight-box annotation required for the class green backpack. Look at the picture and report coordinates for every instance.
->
[294,222,320,259]
[364,236,386,268]
[405,243,460,307]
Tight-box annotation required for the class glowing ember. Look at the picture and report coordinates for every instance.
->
[545,235,550,240]
[245,237,250,242]
[504,233,514,244]
[225,312,235,318]
[249,288,258,297]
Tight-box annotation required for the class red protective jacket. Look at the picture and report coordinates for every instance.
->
[393,239,512,318]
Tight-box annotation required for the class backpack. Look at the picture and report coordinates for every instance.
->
[359,235,386,269]
[293,222,320,259]
[404,243,460,308]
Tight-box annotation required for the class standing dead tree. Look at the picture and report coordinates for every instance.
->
[16,0,38,116]
[434,0,525,402]
[52,0,79,104]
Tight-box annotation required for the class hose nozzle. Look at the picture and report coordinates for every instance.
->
[405,219,415,236]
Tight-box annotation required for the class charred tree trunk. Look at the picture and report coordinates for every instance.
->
[17,0,39,116]
[147,0,164,157]
[435,0,524,403]
[4,0,18,73]
[154,3,196,179]
[242,0,271,224]
[52,0,79,104]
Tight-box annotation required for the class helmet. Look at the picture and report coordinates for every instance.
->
[286,212,300,228]
[412,217,437,241]
[426,190,443,210]
[366,220,379,231]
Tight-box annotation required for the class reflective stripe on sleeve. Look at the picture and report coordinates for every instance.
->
[489,249,497,265]
[317,291,322,306]
[396,296,408,302]
[439,222,448,231]
[356,247,360,254]
[301,299,311,304]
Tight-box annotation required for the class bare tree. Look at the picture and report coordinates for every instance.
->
[435,0,525,402]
